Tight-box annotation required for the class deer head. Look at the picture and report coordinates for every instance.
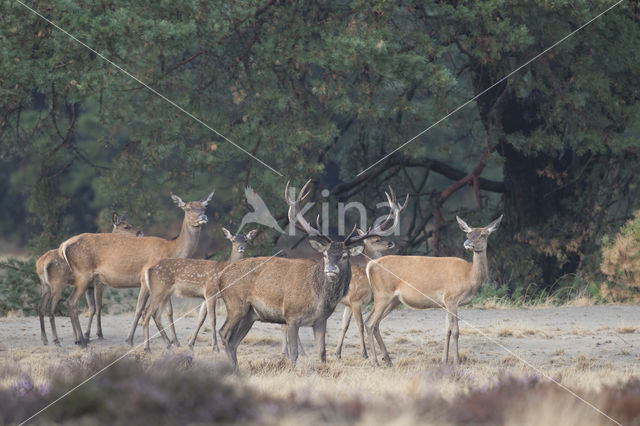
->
[171,191,214,227]
[286,180,405,282]
[456,215,503,252]
[112,212,143,236]
[222,227,258,255]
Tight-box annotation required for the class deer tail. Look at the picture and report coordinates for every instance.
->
[59,240,73,272]
[143,267,151,292]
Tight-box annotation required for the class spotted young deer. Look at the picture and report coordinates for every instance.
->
[139,227,258,352]
[36,213,142,345]
[365,215,503,366]
[217,180,403,368]
[58,191,214,347]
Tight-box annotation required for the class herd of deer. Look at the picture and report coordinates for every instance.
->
[36,180,502,369]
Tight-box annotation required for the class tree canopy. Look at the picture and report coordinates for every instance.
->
[2,0,639,291]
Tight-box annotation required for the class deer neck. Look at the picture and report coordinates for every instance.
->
[311,262,351,309]
[171,218,202,258]
[228,250,244,263]
[364,246,385,260]
[470,250,489,290]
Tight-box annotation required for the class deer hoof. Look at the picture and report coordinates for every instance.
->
[144,347,151,354]
[97,333,104,340]
[125,338,134,346]
[362,352,369,360]
[53,339,61,347]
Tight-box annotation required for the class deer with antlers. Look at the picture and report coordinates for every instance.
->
[365,215,503,366]
[36,213,142,346]
[217,180,404,368]
[334,226,404,359]
[58,191,214,347]
[139,227,258,352]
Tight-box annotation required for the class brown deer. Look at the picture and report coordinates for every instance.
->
[58,190,214,347]
[139,227,257,352]
[334,232,399,359]
[365,215,503,366]
[36,213,142,345]
[217,180,403,368]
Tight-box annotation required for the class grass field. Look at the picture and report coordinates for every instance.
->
[1,303,639,425]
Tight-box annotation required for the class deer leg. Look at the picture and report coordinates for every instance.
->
[449,306,460,364]
[280,324,289,357]
[298,335,307,357]
[83,285,96,340]
[126,284,149,345]
[312,320,327,363]
[66,275,92,348]
[94,283,105,339]
[211,297,219,351]
[443,311,453,364]
[48,285,64,346]
[165,298,180,347]
[143,295,172,352]
[188,302,207,349]
[221,310,254,369]
[351,303,368,359]
[335,306,353,359]
[39,285,50,345]
[365,296,399,366]
[208,296,219,351]
[374,299,400,366]
[286,324,300,367]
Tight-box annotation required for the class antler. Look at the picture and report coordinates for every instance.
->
[344,186,408,245]
[285,180,332,243]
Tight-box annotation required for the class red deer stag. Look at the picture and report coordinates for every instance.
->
[365,215,503,366]
[217,180,403,368]
[139,227,257,352]
[36,213,142,345]
[58,191,214,347]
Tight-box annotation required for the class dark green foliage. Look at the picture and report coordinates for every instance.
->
[1,1,640,292]
[0,257,39,316]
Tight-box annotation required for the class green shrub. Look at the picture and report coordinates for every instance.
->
[0,257,40,316]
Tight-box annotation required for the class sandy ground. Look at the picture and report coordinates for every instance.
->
[2,302,639,405]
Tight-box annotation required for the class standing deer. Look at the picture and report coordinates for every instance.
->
[139,227,257,352]
[58,190,214,347]
[36,213,142,345]
[334,232,399,359]
[217,180,402,368]
[365,215,503,366]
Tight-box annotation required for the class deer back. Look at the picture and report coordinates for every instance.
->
[367,255,473,308]
[60,233,184,287]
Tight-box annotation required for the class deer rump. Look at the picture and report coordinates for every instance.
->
[219,257,352,326]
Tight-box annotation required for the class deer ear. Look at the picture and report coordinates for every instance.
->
[348,245,364,257]
[309,239,328,253]
[200,190,215,206]
[112,212,121,226]
[221,227,233,240]
[456,216,473,233]
[171,193,186,209]
[246,229,258,240]
[486,214,503,234]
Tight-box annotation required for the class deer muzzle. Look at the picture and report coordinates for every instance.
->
[464,239,473,250]
[325,264,340,278]
[196,214,208,225]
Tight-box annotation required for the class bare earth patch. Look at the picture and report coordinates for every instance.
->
[0,303,638,424]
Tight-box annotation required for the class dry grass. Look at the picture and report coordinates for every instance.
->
[616,326,637,334]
